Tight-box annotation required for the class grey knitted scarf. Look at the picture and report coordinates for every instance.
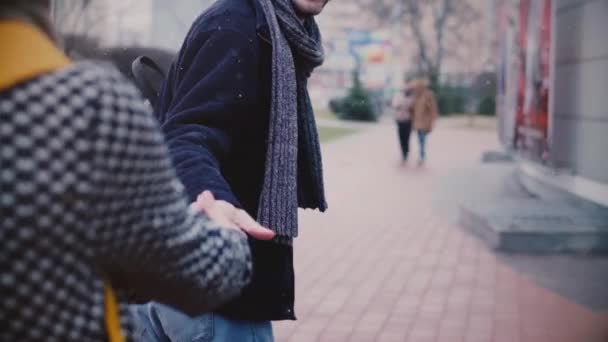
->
[257,0,327,243]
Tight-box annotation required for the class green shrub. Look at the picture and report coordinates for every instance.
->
[335,70,376,122]
[478,95,496,116]
[436,86,466,115]
[329,98,344,115]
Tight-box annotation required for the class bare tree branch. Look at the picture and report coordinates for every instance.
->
[355,0,483,78]
[54,0,140,50]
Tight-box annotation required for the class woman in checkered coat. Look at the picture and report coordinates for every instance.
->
[0,1,274,341]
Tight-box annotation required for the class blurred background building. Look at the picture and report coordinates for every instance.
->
[496,0,608,207]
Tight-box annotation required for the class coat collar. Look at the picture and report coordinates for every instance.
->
[0,21,71,92]
[252,0,272,44]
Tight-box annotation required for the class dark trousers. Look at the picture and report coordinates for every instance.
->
[397,120,412,159]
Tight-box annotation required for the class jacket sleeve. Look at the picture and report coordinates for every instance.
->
[159,28,261,205]
[92,72,252,316]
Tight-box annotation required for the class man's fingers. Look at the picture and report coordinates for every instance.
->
[233,210,275,240]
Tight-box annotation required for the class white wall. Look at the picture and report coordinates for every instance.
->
[552,0,608,184]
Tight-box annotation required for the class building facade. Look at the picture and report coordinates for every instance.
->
[497,0,608,206]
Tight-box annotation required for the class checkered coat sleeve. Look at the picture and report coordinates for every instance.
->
[0,62,252,341]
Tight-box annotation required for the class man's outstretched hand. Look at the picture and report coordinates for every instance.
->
[191,191,276,241]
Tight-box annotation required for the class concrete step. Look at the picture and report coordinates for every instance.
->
[460,199,608,253]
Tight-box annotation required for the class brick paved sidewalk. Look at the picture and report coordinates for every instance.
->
[273,121,608,342]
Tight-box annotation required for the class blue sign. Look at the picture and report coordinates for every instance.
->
[346,29,372,46]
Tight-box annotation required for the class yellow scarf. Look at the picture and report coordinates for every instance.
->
[0,21,69,91]
[0,20,125,342]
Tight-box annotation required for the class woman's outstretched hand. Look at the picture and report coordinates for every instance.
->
[191,191,276,241]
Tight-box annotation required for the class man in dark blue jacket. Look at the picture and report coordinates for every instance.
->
[130,0,330,340]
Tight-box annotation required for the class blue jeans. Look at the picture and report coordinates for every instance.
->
[417,130,427,161]
[129,303,274,342]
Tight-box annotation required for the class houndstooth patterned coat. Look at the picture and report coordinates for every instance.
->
[0,62,252,341]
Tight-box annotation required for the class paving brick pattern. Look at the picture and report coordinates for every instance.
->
[274,121,608,342]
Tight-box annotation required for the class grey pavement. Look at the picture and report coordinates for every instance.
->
[272,118,608,342]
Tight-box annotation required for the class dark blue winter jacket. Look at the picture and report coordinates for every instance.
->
[156,0,296,321]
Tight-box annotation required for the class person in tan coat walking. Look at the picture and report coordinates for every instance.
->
[410,79,439,164]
